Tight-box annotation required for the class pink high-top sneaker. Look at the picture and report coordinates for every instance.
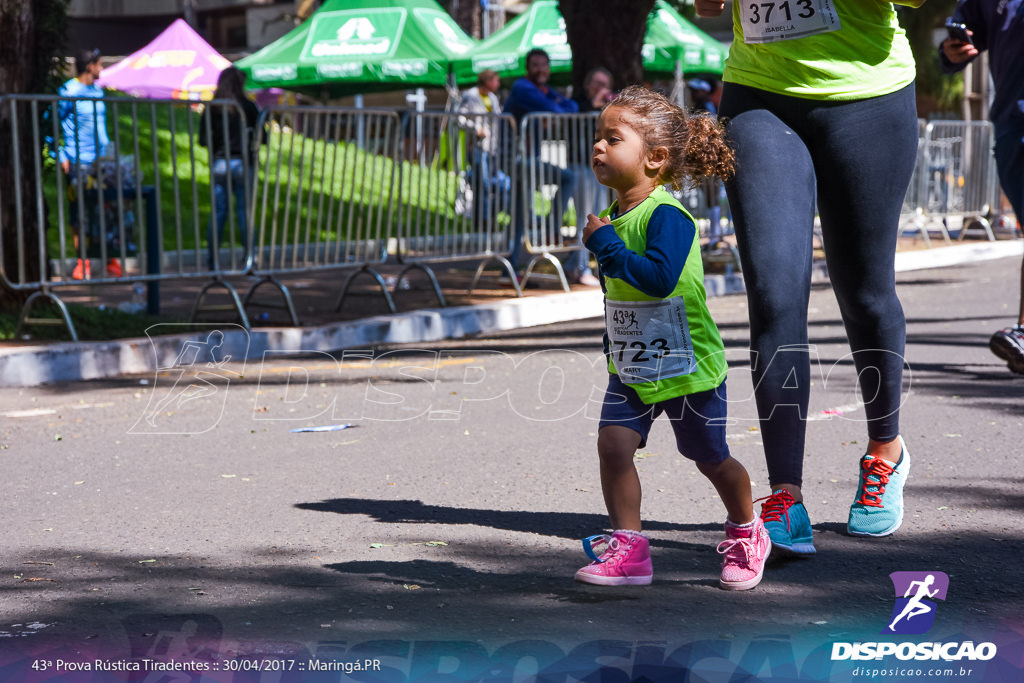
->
[717,518,771,591]
[575,530,653,586]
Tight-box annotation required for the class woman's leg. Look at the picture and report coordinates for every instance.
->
[720,85,818,495]
[809,84,918,452]
[802,85,917,538]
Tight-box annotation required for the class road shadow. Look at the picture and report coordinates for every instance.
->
[6,525,1021,657]
[295,497,719,543]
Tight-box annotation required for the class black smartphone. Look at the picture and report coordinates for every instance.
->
[945,18,973,44]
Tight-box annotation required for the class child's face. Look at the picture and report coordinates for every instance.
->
[591,106,648,192]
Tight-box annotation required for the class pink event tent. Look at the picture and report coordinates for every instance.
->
[98,19,232,100]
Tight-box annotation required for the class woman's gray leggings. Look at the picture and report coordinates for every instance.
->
[719,81,918,489]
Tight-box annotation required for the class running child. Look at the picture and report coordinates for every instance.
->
[576,86,769,590]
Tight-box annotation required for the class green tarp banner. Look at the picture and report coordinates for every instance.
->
[236,0,477,98]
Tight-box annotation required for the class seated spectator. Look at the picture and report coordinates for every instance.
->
[504,48,578,275]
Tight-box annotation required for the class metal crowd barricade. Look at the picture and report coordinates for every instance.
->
[933,120,1001,241]
[519,111,606,291]
[900,132,931,242]
[900,120,1000,246]
[248,106,399,318]
[0,94,251,340]
[398,110,519,299]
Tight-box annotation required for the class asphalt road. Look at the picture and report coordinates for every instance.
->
[2,255,1022,682]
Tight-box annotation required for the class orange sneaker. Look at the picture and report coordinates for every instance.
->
[106,258,123,277]
[71,259,91,280]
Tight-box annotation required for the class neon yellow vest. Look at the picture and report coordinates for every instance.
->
[602,188,727,404]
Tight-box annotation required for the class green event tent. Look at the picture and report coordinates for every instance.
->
[453,0,727,84]
[452,0,570,82]
[236,0,477,97]
[644,1,728,76]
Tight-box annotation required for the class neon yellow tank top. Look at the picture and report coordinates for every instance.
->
[723,0,916,100]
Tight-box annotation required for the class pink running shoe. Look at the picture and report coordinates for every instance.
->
[574,531,653,586]
[717,518,771,591]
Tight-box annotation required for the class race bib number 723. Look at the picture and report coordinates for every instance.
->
[605,297,696,385]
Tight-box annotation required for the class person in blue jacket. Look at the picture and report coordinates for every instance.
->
[941,0,1024,375]
[59,48,115,279]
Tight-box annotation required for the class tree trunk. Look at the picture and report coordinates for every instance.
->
[560,0,655,95]
[0,0,66,304]
[449,0,482,39]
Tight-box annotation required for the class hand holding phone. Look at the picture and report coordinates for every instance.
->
[945,18,973,45]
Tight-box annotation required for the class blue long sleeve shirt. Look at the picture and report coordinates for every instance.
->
[939,0,1024,131]
[584,204,697,299]
[503,77,579,124]
[57,77,109,165]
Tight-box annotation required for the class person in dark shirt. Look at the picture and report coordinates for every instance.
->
[503,49,579,279]
[504,48,579,121]
[199,66,260,270]
[940,0,1024,374]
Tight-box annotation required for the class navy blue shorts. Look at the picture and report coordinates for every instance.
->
[598,373,731,464]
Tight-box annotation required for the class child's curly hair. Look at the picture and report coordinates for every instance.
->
[607,85,734,190]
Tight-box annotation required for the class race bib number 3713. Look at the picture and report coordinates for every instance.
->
[740,0,840,44]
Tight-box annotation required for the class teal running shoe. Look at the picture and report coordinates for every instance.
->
[757,489,816,555]
[847,436,910,537]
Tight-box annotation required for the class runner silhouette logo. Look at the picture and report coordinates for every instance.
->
[884,571,949,635]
